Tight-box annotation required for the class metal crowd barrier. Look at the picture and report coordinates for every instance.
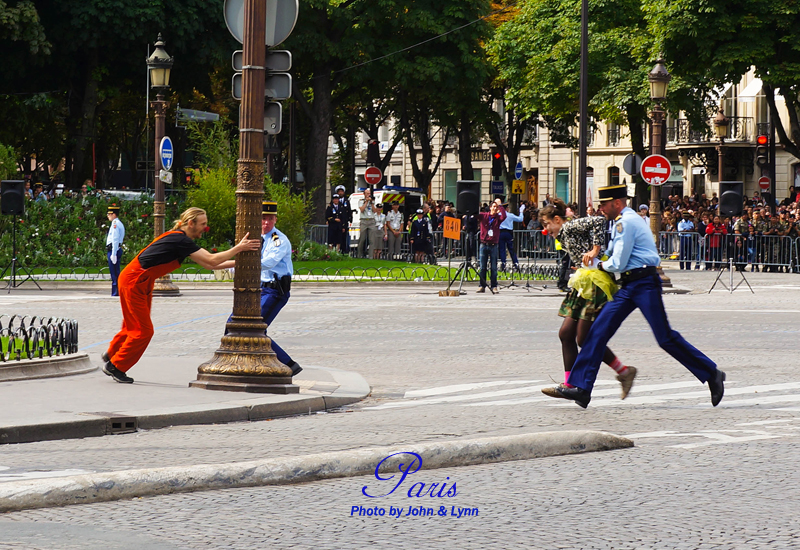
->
[0,314,79,361]
[657,232,797,271]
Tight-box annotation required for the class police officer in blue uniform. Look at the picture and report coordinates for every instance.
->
[544,184,725,408]
[106,205,125,296]
[226,201,300,375]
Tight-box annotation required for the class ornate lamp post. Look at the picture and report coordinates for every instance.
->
[647,59,671,237]
[191,0,297,394]
[713,108,730,180]
[648,59,672,286]
[146,34,180,296]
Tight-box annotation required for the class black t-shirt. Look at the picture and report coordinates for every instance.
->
[138,231,201,269]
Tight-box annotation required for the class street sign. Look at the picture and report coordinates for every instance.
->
[232,73,292,100]
[159,170,173,184]
[364,166,383,185]
[514,161,523,180]
[622,153,643,176]
[159,136,174,172]
[640,154,671,186]
[511,179,525,194]
[264,102,282,135]
[758,176,771,190]
[224,0,299,47]
[443,217,461,240]
[491,180,504,195]
[177,108,219,122]
[233,50,292,72]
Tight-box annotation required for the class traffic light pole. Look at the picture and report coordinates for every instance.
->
[769,119,776,205]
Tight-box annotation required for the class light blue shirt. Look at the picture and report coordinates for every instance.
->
[678,219,695,233]
[261,227,293,282]
[106,217,125,256]
[603,207,660,273]
[500,208,524,230]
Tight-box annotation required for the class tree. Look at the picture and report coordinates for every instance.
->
[646,0,800,160]
[488,0,709,203]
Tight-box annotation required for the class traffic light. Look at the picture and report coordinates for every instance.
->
[367,139,380,166]
[491,150,503,178]
[756,134,769,167]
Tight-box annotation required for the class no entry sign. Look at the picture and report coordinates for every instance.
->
[364,166,383,185]
[640,154,671,186]
[758,176,770,190]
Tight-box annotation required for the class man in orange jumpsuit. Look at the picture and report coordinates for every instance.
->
[102,207,260,383]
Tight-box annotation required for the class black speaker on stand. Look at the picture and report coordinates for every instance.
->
[447,180,482,293]
[1,180,41,292]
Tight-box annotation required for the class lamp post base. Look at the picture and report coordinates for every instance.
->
[657,265,672,287]
[153,276,181,296]
[191,332,299,394]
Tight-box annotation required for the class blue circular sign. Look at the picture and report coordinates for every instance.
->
[515,161,523,180]
[159,136,174,171]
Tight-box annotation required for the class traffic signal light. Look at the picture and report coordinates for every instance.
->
[756,134,769,167]
[491,150,503,178]
[367,139,380,166]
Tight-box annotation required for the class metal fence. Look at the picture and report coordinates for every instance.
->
[0,314,79,361]
[657,232,798,271]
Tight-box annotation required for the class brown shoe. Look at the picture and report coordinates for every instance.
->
[476,287,486,293]
[541,384,570,399]
[490,287,499,294]
[616,366,637,399]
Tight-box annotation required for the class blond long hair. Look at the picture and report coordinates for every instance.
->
[171,207,207,230]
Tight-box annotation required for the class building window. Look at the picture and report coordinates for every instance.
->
[608,166,620,187]
[607,123,620,146]
[555,169,570,202]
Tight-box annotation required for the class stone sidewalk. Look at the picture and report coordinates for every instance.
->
[0,353,370,445]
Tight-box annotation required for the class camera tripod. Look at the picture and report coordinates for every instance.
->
[0,215,42,293]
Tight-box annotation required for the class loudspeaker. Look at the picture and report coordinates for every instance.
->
[719,181,743,217]
[1,180,25,215]
[456,180,481,215]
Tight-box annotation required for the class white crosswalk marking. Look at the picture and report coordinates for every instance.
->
[369,379,800,412]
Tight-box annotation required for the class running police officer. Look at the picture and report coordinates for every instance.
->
[543,184,725,408]
[106,205,125,296]
[256,201,302,376]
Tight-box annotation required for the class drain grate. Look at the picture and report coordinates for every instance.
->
[107,416,137,435]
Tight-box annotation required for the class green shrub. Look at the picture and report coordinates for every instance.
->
[185,167,237,245]
[0,143,16,180]
[294,240,348,261]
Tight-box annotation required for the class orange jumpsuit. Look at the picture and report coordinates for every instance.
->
[106,231,186,372]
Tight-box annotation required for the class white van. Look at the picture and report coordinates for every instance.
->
[347,186,427,245]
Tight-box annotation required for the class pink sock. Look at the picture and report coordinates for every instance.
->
[564,371,574,387]
[609,357,628,375]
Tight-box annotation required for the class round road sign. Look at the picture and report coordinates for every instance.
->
[364,166,383,185]
[758,176,771,190]
[159,136,174,172]
[224,0,299,47]
[640,154,671,186]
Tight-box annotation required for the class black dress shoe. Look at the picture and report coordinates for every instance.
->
[288,361,303,376]
[103,361,134,384]
[708,369,726,407]
[554,385,591,408]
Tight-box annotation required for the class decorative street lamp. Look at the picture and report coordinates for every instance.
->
[146,34,180,296]
[714,108,730,180]
[191,0,297,394]
[647,59,671,238]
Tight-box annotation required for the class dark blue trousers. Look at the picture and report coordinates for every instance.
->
[224,287,292,365]
[499,230,519,266]
[107,249,122,296]
[567,275,717,392]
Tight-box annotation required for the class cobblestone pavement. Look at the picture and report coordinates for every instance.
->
[1,270,799,547]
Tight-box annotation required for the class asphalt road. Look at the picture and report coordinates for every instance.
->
[1,270,799,549]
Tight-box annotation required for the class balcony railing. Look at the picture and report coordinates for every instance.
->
[607,126,621,146]
[666,117,754,144]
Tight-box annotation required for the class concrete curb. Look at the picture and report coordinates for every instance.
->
[0,367,370,445]
[0,352,96,382]
[0,430,632,513]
